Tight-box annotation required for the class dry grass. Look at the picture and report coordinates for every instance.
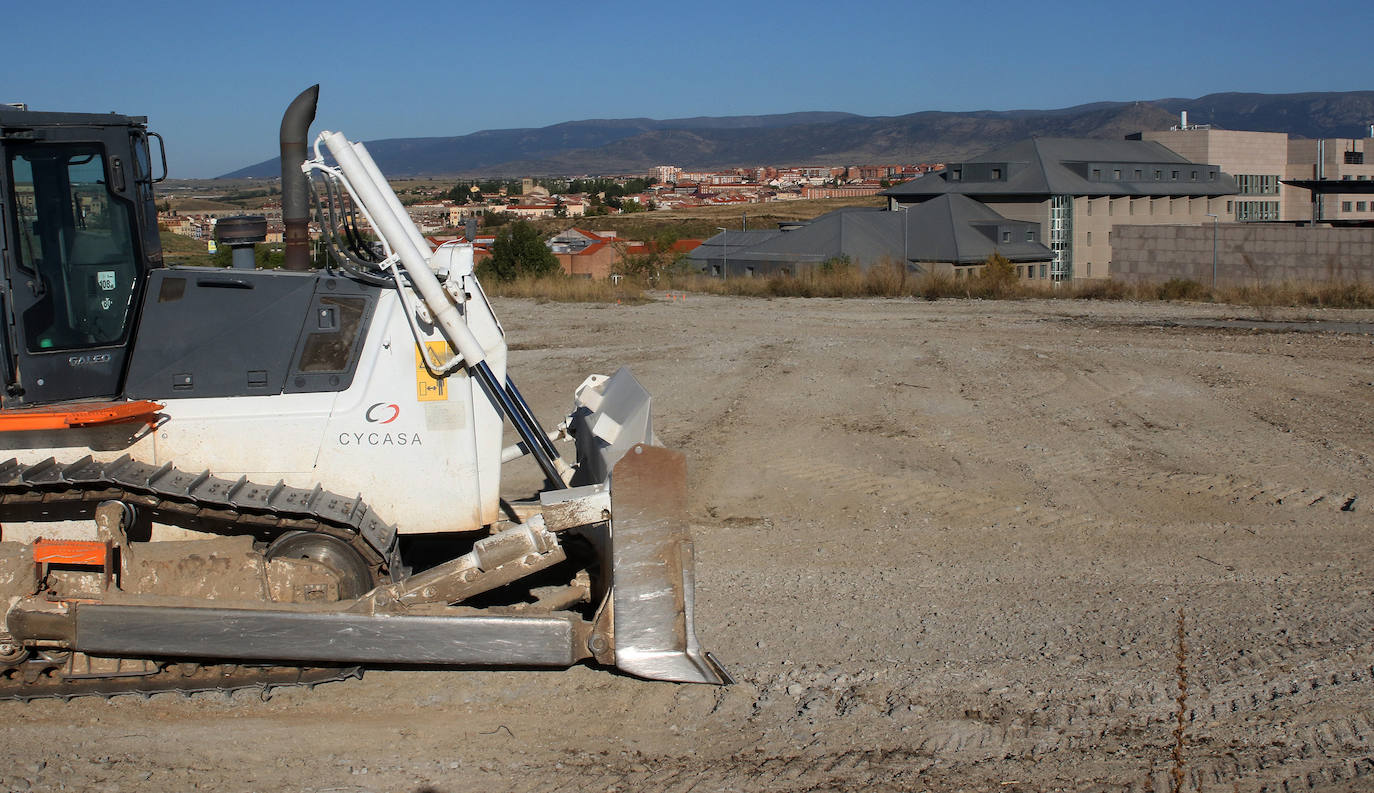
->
[481,275,648,304]
[1214,281,1374,309]
[655,269,1374,309]
[662,263,1051,301]
[158,230,216,266]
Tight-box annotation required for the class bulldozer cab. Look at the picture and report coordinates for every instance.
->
[0,109,163,406]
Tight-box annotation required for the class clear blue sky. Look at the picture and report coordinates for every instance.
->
[5,0,1371,178]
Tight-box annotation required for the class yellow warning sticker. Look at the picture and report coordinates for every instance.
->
[415,341,450,402]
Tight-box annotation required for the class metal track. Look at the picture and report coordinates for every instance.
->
[0,454,398,569]
[0,657,363,702]
[0,454,401,700]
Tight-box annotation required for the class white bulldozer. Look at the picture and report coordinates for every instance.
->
[0,86,726,699]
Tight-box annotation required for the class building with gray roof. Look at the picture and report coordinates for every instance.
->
[881,137,1239,281]
[688,229,782,277]
[687,196,1052,280]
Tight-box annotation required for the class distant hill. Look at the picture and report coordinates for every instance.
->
[220,91,1374,179]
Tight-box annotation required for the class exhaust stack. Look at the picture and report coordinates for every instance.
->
[280,85,319,271]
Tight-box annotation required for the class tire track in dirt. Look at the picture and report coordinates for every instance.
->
[673,614,1374,790]
[920,417,1368,520]
[919,413,1369,522]
[1159,717,1374,793]
[557,664,1374,793]
[769,456,1101,530]
[546,745,938,793]
[1022,362,1149,407]
[1133,471,1363,514]
[674,338,792,506]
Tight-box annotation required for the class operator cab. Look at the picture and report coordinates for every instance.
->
[0,108,164,406]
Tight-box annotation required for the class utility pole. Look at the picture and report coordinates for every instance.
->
[716,227,728,278]
[1205,213,1218,289]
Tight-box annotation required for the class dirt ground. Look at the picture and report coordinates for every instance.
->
[5,294,1374,793]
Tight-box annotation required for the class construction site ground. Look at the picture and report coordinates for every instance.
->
[5,294,1374,793]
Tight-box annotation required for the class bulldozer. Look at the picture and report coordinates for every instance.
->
[0,86,727,699]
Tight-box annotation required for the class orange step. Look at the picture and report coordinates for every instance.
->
[0,400,162,432]
[33,539,109,566]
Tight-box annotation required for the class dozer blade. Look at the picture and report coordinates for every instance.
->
[608,444,727,684]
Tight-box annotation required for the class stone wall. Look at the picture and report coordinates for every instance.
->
[1111,224,1374,285]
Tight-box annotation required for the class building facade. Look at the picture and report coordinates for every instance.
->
[881,138,1237,281]
[1286,136,1374,223]
[1138,124,1374,225]
[1137,128,1288,223]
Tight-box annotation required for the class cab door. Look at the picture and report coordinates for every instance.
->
[2,136,144,405]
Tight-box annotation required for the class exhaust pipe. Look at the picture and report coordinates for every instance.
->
[280,85,319,271]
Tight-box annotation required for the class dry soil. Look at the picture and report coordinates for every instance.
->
[4,294,1374,793]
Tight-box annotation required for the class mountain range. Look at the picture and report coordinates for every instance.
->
[221,91,1374,179]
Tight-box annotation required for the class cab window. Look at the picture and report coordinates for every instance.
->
[8,144,140,352]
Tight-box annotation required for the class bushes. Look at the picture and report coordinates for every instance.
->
[480,220,559,282]
[1068,278,1130,300]
[973,252,1019,297]
[1156,278,1207,301]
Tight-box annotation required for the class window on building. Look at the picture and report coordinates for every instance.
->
[1171,170,1180,180]
[1226,200,1233,212]
[1086,200,1093,216]
[1209,171,1216,180]
[951,169,961,181]
[1343,201,1353,212]
[1359,202,1368,212]
[1040,264,1047,278]
[1086,262,1092,277]
[1190,170,1198,181]
[1113,169,1121,180]
[1342,175,1352,181]
[1086,231,1092,245]
[1001,230,1010,242]
[1092,168,1101,180]
[991,168,1002,180]
[1134,169,1143,180]
[1236,175,1280,195]
[1018,266,1025,278]
[1235,201,1280,222]
[1154,169,1162,180]
[1026,230,1034,242]
[1345,151,1365,165]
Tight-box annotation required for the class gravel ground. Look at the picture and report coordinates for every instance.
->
[5,294,1374,793]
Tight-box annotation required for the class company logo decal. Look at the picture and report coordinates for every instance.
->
[365,402,399,424]
[343,402,418,447]
[68,353,112,367]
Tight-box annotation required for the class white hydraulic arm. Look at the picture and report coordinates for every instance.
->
[303,131,572,486]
